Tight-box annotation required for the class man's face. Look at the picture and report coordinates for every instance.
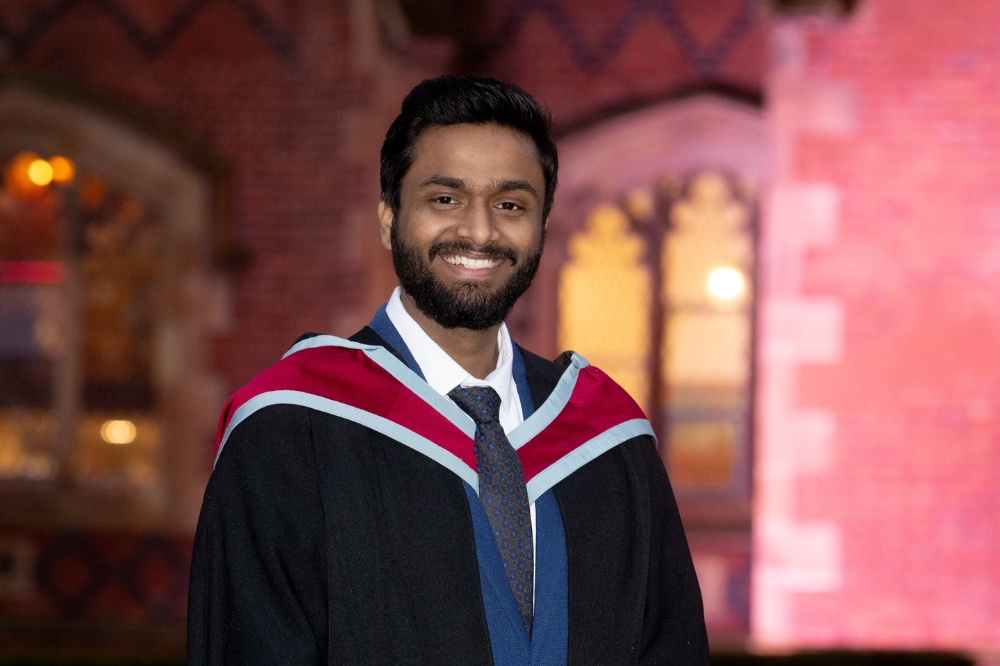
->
[378,123,547,331]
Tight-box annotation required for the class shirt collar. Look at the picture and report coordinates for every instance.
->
[385,287,516,406]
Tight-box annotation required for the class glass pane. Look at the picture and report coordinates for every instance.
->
[662,173,753,493]
[558,204,652,414]
[80,178,160,412]
[0,152,64,482]
[77,174,163,489]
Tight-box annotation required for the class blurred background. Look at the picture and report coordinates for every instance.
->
[0,0,997,663]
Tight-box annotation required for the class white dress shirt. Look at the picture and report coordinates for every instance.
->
[386,287,524,432]
[385,287,537,601]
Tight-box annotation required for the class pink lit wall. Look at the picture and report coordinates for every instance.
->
[754,0,1000,651]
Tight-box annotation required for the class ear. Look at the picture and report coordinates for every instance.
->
[377,200,393,251]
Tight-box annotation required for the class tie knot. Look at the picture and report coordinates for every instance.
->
[448,385,502,425]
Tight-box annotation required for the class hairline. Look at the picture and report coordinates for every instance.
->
[408,124,544,199]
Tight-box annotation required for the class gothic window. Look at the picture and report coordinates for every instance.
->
[557,171,756,500]
[0,154,163,489]
[662,173,754,495]
[541,94,765,638]
[0,83,228,528]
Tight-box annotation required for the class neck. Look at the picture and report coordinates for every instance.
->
[399,288,501,380]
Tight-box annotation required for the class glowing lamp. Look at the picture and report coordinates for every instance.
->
[706,267,745,299]
[49,156,75,184]
[27,159,53,186]
[5,152,45,198]
[101,419,137,445]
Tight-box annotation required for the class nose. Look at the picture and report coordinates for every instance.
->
[454,201,499,246]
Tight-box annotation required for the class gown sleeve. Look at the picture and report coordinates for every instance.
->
[187,405,328,665]
[634,439,711,666]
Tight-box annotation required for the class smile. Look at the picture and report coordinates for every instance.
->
[442,255,503,270]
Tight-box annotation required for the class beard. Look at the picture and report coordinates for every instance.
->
[390,223,544,331]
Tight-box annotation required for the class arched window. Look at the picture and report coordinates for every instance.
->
[557,172,756,498]
[663,172,754,493]
[0,155,163,489]
[508,93,765,638]
[0,81,230,528]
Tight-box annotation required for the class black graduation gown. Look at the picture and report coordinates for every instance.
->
[187,330,709,665]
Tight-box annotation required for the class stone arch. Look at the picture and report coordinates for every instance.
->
[510,92,766,360]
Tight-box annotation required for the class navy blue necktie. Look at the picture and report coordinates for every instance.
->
[448,385,533,634]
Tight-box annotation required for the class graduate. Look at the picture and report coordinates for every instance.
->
[188,75,708,666]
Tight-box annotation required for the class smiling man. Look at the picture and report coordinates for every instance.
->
[188,76,708,666]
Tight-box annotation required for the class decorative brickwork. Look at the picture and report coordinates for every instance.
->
[481,0,756,75]
[484,0,766,126]
[0,531,191,656]
[0,0,294,59]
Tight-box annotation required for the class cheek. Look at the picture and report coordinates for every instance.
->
[396,208,448,245]
[511,225,544,254]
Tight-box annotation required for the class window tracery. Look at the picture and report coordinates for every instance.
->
[557,171,756,497]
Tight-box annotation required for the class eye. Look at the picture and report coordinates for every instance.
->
[433,195,457,205]
[497,201,523,211]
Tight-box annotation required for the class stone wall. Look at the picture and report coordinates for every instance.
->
[755,0,1000,651]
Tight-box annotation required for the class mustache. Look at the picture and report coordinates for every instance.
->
[428,240,518,266]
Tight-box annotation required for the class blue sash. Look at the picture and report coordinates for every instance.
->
[369,307,568,666]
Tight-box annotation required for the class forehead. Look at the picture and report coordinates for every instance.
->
[405,123,544,188]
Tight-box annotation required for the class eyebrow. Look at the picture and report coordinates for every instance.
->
[419,175,469,190]
[493,179,538,198]
[418,175,539,198]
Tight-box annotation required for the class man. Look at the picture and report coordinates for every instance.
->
[188,76,708,666]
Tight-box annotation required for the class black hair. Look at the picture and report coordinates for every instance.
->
[380,75,558,222]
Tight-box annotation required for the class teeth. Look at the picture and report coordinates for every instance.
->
[443,255,502,269]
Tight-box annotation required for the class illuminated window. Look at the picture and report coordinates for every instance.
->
[557,172,755,498]
[663,173,753,493]
[0,154,162,490]
[558,204,652,412]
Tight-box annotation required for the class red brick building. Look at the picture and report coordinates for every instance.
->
[0,0,996,661]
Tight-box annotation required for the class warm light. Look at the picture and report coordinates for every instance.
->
[706,267,746,299]
[100,419,137,445]
[27,159,53,186]
[5,152,45,198]
[49,156,75,184]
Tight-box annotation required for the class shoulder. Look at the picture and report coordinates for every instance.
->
[216,335,394,457]
[208,403,323,509]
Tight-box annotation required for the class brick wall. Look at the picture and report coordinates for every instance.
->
[483,0,765,127]
[2,0,449,398]
[755,0,1000,651]
[1,0,768,414]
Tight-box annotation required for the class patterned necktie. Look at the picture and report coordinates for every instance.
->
[448,385,533,635]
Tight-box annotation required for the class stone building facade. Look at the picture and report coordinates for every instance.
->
[0,0,997,660]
